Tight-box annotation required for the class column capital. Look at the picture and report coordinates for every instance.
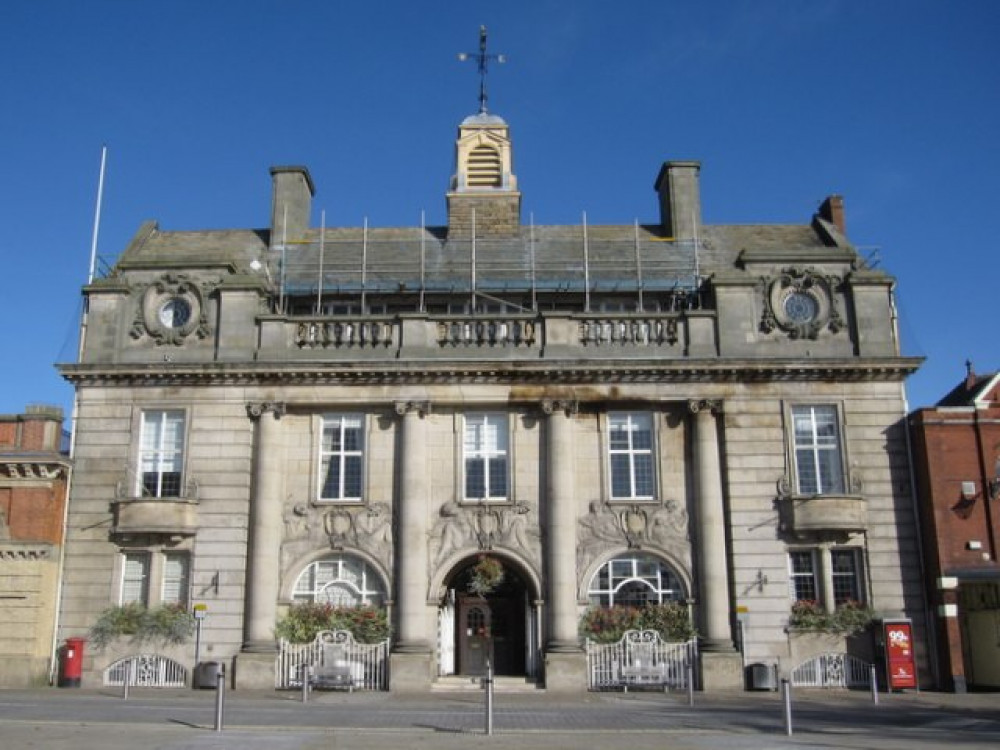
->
[541,398,578,417]
[394,400,431,417]
[246,401,286,420]
[688,398,722,415]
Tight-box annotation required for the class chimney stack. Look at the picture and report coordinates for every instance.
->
[654,161,702,240]
[270,166,315,244]
[818,195,846,236]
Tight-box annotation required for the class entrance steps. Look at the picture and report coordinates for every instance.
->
[432,675,543,693]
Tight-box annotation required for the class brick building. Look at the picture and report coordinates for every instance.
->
[0,405,71,686]
[910,365,1000,691]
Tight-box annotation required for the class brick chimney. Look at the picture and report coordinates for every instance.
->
[654,161,702,240]
[818,195,846,235]
[270,166,315,244]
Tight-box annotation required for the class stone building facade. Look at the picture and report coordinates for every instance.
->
[909,366,1000,691]
[56,106,927,690]
[0,405,70,686]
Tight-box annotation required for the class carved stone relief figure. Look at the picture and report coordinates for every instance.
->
[430,501,475,568]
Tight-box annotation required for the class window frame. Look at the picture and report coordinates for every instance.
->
[787,549,819,604]
[830,548,863,606]
[606,411,657,503]
[788,403,847,496]
[137,409,187,498]
[317,413,366,503]
[120,551,151,606]
[161,551,191,608]
[290,555,387,606]
[462,412,510,504]
[587,553,686,608]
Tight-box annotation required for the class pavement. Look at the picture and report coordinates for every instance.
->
[0,685,997,750]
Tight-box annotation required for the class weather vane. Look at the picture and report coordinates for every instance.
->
[458,25,506,114]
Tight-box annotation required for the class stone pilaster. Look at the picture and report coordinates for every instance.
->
[241,402,286,653]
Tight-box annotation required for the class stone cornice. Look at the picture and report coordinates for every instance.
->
[59,357,923,388]
[0,457,71,480]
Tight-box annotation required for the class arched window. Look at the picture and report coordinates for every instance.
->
[291,555,386,607]
[466,145,502,187]
[587,554,685,608]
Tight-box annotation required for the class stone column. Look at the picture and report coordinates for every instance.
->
[541,399,586,691]
[689,399,742,690]
[818,544,836,613]
[391,400,432,691]
[689,399,734,651]
[242,402,286,652]
[236,402,286,689]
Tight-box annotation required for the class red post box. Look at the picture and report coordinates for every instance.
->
[58,637,86,687]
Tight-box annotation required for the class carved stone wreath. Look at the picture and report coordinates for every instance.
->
[760,267,843,340]
[131,273,211,345]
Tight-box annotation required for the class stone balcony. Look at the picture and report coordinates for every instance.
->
[111,497,198,539]
[787,494,867,535]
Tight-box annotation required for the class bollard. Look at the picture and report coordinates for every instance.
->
[302,664,311,703]
[686,659,695,707]
[483,658,494,736]
[122,660,131,701]
[781,677,793,736]
[214,664,226,732]
[870,663,879,706]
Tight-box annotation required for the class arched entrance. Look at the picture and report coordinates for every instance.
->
[439,556,536,678]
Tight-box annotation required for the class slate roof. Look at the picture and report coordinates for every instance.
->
[115,219,843,298]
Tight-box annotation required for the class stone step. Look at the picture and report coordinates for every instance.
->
[432,675,543,693]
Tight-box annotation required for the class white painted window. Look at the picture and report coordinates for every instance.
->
[121,552,151,605]
[791,405,845,494]
[587,554,685,607]
[139,410,185,497]
[319,414,364,502]
[788,550,819,603]
[291,556,386,606]
[608,412,655,500]
[463,413,508,502]
[162,553,190,607]
[831,548,863,605]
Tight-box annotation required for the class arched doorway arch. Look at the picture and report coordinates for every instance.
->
[436,552,540,679]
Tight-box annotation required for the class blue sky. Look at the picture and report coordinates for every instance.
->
[2,1,997,419]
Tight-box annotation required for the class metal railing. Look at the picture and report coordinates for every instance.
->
[585,630,698,691]
[276,629,390,691]
[790,652,872,688]
[103,654,187,688]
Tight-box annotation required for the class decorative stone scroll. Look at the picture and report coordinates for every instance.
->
[759,267,844,340]
[130,273,212,345]
[246,402,286,420]
[577,500,690,573]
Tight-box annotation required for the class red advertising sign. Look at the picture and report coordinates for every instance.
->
[884,620,917,690]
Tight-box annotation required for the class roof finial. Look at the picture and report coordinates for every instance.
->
[966,359,976,389]
[458,25,506,114]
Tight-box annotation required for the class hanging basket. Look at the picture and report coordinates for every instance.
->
[468,555,505,596]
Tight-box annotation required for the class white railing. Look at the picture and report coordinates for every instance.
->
[276,629,390,691]
[791,652,871,688]
[585,630,697,691]
[103,654,187,688]
[436,318,538,348]
[294,319,397,349]
[579,317,679,347]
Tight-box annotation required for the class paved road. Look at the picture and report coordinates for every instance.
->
[0,687,997,749]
